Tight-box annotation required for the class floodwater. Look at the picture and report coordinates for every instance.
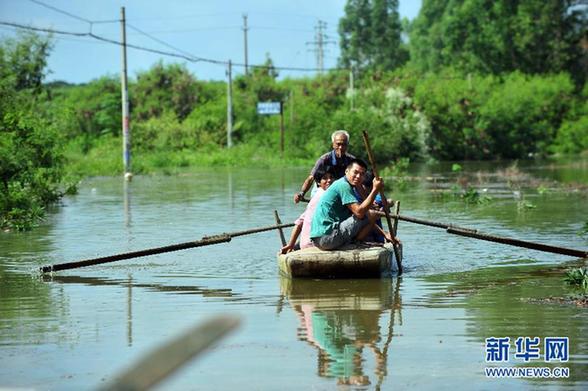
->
[1,161,587,390]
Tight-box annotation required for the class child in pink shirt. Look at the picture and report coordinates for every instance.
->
[281,168,334,253]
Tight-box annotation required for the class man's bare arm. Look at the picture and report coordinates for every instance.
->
[294,175,315,203]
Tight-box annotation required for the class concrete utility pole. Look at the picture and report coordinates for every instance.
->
[242,14,249,75]
[120,6,132,180]
[226,60,233,148]
[349,67,355,111]
[306,20,335,73]
[279,102,284,156]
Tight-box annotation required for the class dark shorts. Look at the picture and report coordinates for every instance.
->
[311,215,370,250]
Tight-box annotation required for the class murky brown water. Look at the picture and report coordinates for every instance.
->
[1,162,587,389]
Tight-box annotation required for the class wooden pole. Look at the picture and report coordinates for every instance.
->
[447,227,588,258]
[40,222,295,273]
[274,210,287,246]
[391,200,400,237]
[362,130,403,273]
[372,211,588,258]
[100,315,239,391]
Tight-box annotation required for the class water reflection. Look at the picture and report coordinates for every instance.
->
[127,275,132,346]
[123,179,132,227]
[281,278,402,388]
[41,274,237,298]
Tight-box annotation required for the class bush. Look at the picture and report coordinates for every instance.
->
[552,84,588,154]
[51,76,122,140]
[329,84,430,162]
[407,69,575,159]
[1,33,71,230]
[132,61,201,121]
[478,72,573,158]
[0,93,67,230]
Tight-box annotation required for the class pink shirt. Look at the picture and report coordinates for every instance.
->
[295,187,325,249]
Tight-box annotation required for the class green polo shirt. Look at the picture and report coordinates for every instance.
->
[310,177,358,238]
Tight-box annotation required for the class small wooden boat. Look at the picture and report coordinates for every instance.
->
[277,242,400,278]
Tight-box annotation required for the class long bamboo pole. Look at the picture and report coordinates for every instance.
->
[362,130,403,273]
[40,223,295,274]
[372,211,587,258]
[301,196,587,258]
[100,315,239,391]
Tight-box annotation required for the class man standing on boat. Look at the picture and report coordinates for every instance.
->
[294,130,355,203]
[310,159,396,250]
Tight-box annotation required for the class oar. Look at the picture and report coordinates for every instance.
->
[99,315,239,391]
[373,211,588,258]
[362,130,403,273]
[40,222,295,274]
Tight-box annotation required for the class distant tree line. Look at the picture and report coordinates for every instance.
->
[340,0,587,83]
[1,0,587,229]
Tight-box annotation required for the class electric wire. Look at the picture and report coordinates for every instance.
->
[14,0,346,72]
[0,21,345,72]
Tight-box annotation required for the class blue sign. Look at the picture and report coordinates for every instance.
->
[257,102,281,115]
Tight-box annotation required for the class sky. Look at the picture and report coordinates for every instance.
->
[0,0,422,83]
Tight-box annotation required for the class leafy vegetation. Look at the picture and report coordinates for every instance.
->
[339,0,408,71]
[1,0,587,229]
[0,32,75,231]
[580,222,588,237]
[408,0,587,84]
[564,268,588,290]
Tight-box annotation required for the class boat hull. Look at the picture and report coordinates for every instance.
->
[277,243,398,278]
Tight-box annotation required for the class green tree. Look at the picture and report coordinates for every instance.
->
[132,61,200,121]
[0,33,70,230]
[553,83,588,154]
[51,76,121,140]
[339,0,408,71]
[232,54,287,146]
[406,69,574,159]
[409,0,587,80]
[0,31,53,94]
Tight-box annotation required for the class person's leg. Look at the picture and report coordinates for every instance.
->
[313,215,370,250]
[355,210,379,241]
[334,214,370,246]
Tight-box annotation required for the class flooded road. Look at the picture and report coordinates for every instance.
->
[1,162,587,389]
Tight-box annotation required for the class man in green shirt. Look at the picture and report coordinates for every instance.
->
[310,159,394,250]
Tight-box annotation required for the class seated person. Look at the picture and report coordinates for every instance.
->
[310,159,397,251]
[353,171,385,243]
[281,168,335,254]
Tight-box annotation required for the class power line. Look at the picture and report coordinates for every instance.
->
[0,21,88,37]
[28,0,92,24]
[17,0,345,72]
[126,26,241,34]
[127,23,198,61]
[0,21,345,72]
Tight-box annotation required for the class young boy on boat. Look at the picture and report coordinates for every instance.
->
[281,167,335,254]
[310,158,398,250]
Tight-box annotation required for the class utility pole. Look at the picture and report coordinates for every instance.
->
[120,7,132,180]
[279,102,284,156]
[349,67,354,111]
[242,14,249,75]
[226,60,233,148]
[289,90,294,124]
[306,20,335,73]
